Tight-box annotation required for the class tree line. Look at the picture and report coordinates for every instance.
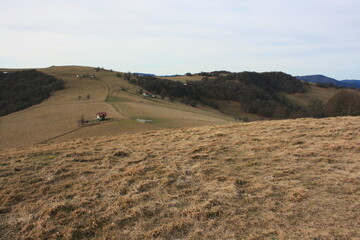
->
[125,71,306,118]
[0,70,64,116]
[124,71,360,119]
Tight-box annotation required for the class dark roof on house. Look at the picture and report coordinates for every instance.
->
[96,112,107,116]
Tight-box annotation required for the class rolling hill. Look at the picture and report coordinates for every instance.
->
[0,116,359,239]
[2,66,360,149]
[0,66,232,149]
[128,71,306,119]
[341,79,360,88]
[1,66,360,239]
[296,75,360,89]
[0,70,64,117]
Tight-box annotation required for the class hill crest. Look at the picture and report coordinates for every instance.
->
[1,116,360,239]
[297,74,360,89]
[1,65,360,150]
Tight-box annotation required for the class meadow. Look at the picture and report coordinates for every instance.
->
[0,66,231,149]
[1,116,359,239]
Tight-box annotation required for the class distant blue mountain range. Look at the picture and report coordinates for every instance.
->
[132,72,157,77]
[133,72,180,77]
[296,75,360,89]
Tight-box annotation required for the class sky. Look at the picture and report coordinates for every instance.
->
[1,0,360,79]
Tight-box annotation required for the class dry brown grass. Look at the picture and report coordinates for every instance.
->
[0,66,232,149]
[284,83,354,107]
[158,75,205,83]
[101,71,233,128]
[5,65,354,150]
[0,66,126,149]
[1,116,359,239]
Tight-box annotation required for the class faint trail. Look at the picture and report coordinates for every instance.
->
[97,76,111,101]
[97,77,130,118]
[36,121,115,145]
[37,127,84,145]
[36,77,122,145]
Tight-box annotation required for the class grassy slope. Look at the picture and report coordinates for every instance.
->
[1,116,359,239]
[0,66,125,149]
[48,70,233,143]
[159,75,205,82]
[284,82,356,107]
[100,71,232,127]
[1,66,355,149]
[0,66,232,149]
[165,76,350,120]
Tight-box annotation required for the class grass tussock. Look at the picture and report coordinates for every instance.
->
[0,116,360,239]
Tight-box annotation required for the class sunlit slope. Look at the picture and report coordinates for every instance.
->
[284,82,358,107]
[165,74,356,120]
[0,66,125,149]
[0,66,232,149]
[0,116,359,239]
[1,65,357,150]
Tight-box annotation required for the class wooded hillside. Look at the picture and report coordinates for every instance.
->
[126,71,306,118]
[0,70,64,116]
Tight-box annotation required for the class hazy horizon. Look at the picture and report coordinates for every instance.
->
[1,0,360,79]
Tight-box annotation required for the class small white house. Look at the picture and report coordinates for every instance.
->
[96,112,107,121]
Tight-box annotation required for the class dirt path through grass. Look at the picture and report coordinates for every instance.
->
[0,69,126,149]
[33,77,128,145]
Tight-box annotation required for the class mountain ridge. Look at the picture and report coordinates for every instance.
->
[296,74,360,88]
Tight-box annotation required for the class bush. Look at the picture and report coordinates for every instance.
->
[307,99,325,118]
[77,115,86,127]
[169,96,176,102]
[160,90,167,99]
[190,100,197,107]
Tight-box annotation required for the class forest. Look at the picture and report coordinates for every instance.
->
[0,70,64,116]
[125,71,360,119]
[125,71,306,118]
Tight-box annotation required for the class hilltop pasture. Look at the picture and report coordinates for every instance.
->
[0,66,232,149]
[0,116,359,239]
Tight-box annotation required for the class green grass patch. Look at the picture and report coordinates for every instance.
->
[106,95,131,103]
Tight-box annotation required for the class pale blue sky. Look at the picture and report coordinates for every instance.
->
[1,0,360,79]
